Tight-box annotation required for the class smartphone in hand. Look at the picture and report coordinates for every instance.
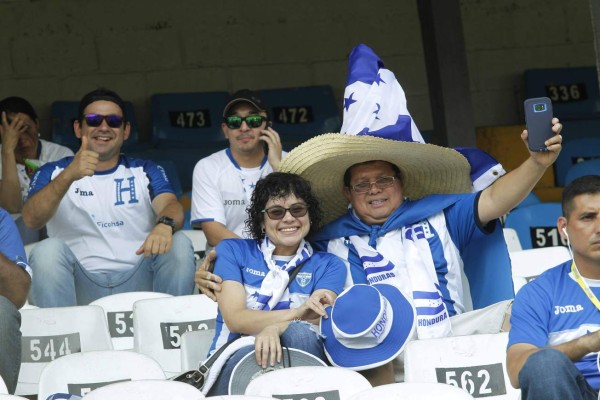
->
[524,97,554,152]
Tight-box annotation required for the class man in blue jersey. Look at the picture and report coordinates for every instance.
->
[0,207,31,394]
[22,88,195,307]
[507,175,600,400]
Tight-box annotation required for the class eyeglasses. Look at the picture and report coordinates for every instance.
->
[350,176,398,193]
[224,115,267,129]
[262,203,309,220]
[84,114,124,128]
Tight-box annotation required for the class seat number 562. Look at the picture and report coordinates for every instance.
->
[436,364,506,398]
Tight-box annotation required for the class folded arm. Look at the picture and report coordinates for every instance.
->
[507,331,600,388]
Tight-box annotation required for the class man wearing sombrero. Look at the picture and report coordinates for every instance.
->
[196,44,563,384]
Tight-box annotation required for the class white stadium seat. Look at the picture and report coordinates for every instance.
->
[180,328,215,371]
[16,305,113,397]
[244,366,371,400]
[37,350,165,400]
[133,294,218,377]
[404,332,520,400]
[80,379,205,399]
[348,382,475,399]
[90,291,172,350]
[502,228,522,252]
[510,246,571,294]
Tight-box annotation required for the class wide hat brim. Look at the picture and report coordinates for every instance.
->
[228,347,327,394]
[279,133,473,224]
[320,284,416,371]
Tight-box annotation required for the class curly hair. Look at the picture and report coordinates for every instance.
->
[245,172,323,240]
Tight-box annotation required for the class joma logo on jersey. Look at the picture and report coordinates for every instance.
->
[554,304,584,315]
[223,199,245,206]
[114,177,139,205]
[245,267,266,277]
[404,221,434,241]
[74,188,94,196]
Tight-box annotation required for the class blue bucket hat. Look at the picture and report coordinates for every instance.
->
[320,283,416,370]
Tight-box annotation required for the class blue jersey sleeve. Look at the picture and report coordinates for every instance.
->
[508,277,554,348]
[131,158,175,200]
[309,252,347,294]
[444,192,488,251]
[214,239,245,284]
[28,158,73,198]
[0,209,31,275]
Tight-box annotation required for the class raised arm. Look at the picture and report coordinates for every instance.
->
[478,119,562,225]
[260,126,283,171]
[22,135,98,229]
[507,331,600,389]
[0,112,26,213]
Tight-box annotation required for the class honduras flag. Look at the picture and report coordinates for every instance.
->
[341,44,424,143]
[341,44,505,191]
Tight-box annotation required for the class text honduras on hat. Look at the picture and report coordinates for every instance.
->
[341,43,505,191]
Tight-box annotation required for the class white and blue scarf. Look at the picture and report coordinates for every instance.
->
[250,237,313,311]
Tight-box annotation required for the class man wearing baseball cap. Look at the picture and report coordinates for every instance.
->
[190,90,285,250]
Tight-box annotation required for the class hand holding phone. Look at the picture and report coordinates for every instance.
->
[524,97,554,152]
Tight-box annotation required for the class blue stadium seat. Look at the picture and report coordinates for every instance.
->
[524,67,600,120]
[565,158,600,185]
[150,91,229,148]
[554,137,600,186]
[504,202,565,250]
[559,118,600,143]
[51,101,143,153]
[513,192,541,210]
[257,85,341,151]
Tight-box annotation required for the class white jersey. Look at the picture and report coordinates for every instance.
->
[0,139,73,203]
[28,155,175,274]
[191,148,285,238]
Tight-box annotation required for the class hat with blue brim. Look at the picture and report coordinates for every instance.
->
[320,283,416,371]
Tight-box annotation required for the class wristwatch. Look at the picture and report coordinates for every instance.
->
[156,216,176,234]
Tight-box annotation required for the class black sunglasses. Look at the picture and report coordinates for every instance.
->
[224,115,267,129]
[262,204,309,220]
[84,114,124,128]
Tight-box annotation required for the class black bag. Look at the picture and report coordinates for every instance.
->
[173,259,309,391]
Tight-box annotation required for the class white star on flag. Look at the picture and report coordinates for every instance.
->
[341,44,424,143]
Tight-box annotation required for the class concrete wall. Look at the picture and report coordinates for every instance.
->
[0,0,594,142]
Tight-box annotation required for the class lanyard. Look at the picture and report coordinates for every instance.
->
[571,261,600,312]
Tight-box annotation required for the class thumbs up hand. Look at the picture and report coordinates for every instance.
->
[64,135,99,181]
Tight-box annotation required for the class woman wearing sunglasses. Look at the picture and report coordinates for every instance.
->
[206,172,346,395]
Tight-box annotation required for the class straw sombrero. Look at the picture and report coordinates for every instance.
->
[279,133,473,224]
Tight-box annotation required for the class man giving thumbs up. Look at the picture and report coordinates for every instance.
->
[22,88,195,307]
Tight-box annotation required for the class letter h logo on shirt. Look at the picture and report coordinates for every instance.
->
[114,177,139,205]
